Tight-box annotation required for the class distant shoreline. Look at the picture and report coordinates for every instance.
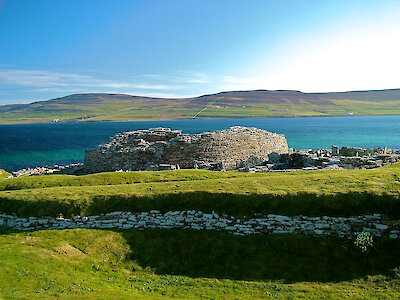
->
[2,89,400,124]
[2,113,400,126]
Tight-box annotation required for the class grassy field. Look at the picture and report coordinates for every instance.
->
[0,228,399,299]
[0,169,9,179]
[1,165,400,218]
[1,166,400,298]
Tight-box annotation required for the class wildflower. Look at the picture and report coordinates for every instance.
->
[354,232,374,253]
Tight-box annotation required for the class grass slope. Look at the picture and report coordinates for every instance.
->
[0,169,9,179]
[1,166,400,298]
[2,89,400,123]
[0,228,399,299]
[1,165,400,218]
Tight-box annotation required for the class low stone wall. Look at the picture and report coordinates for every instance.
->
[1,211,398,239]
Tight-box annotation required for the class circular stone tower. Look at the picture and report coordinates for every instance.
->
[84,126,289,173]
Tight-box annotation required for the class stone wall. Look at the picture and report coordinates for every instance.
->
[84,126,289,172]
[1,211,398,239]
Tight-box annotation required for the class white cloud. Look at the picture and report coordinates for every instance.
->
[0,69,224,104]
[137,71,210,85]
[0,69,181,91]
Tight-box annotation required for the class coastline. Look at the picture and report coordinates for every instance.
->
[2,113,400,126]
[2,115,400,172]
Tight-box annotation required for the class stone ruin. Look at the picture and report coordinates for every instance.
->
[5,127,399,177]
[242,145,400,173]
[83,126,289,173]
[82,127,400,174]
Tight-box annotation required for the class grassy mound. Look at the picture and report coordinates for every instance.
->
[0,170,249,191]
[1,165,400,218]
[0,169,9,179]
[0,228,399,299]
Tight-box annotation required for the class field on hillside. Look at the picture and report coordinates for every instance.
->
[2,90,400,123]
[1,166,400,298]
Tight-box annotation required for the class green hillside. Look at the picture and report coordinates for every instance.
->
[0,169,9,179]
[1,166,400,298]
[1,165,400,218]
[2,89,400,123]
[0,228,399,299]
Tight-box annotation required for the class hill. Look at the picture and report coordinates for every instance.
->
[1,88,400,123]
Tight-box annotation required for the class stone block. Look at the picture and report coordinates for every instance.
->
[315,223,330,229]
[375,224,388,230]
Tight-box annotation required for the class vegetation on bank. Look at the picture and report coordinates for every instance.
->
[0,228,399,299]
[0,169,9,179]
[0,170,251,191]
[1,164,400,218]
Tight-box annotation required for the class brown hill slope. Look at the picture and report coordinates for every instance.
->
[1,89,400,123]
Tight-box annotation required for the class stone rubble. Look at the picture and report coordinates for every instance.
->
[241,145,400,173]
[6,163,84,178]
[83,127,400,174]
[83,126,289,173]
[0,211,397,239]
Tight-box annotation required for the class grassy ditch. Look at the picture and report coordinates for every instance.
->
[0,228,399,299]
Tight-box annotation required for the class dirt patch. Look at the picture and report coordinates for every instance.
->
[19,236,41,244]
[22,247,58,259]
[53,242,87,259]
[85,234,130,263]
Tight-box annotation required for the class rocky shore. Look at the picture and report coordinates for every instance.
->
[5,146,399,178]
[5,163,84,178]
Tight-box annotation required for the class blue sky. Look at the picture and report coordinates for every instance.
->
[1,0,400,104]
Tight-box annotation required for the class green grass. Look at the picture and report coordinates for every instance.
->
[0,169,251,191]
[1,165,400,218]
[0,228,399,299]
[1,166,400,298]
[0,169,9,179]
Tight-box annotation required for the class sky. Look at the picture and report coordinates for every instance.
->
[1,0,400,104]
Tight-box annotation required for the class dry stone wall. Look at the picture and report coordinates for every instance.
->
[1,211,398,239]
[84,127,289,172]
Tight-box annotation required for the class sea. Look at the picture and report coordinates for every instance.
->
[1,115,400,171]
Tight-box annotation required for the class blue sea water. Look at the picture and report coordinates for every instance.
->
[1,115,400,171]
